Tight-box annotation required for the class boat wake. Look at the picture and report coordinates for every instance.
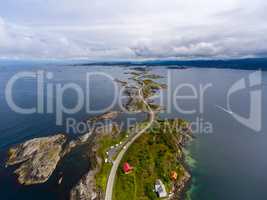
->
[215,105,234,115]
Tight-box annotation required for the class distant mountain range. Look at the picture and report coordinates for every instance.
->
[78,58,267,70]
[1,57,267,70]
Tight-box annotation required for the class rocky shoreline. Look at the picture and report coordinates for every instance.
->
[172,157,192,200]
[5,130,94,186]
[70,147,102,200]
[70,123,119,200]
[6,134,67,185]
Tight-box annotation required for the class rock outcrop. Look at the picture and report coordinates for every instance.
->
[171,167,191,200]
[70,123,119,200]
[70,154,102,200]
[88,111,120,123]
[6,134,67,185]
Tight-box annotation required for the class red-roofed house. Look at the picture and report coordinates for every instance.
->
[123,162,133,174]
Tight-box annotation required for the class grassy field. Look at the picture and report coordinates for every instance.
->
[113,119,191,200]
[96,130,128,192]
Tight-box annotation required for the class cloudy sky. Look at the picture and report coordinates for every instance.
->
[0,0,267,60]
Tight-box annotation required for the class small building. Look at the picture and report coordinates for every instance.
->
[123,162,133,174]
[170,171,178,181]
[155,179,168,198]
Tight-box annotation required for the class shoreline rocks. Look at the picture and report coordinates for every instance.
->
[70,152,102,200]
[70,123,118,200]
[6,134,67,185]
[88,111,120,123]
[70,123,119,200]
[171,166,191,200]
[6,132,93,186]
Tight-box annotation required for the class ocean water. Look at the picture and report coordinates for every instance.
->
[0,62,266,199]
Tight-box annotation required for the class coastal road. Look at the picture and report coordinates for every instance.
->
[104,85,155,200]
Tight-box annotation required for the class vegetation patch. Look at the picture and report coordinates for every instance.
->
[113,119,192,200]
[96,131,127,192]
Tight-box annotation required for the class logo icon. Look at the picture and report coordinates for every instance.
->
[227,71,262,132]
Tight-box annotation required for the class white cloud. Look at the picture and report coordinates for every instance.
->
[0,0,267,59]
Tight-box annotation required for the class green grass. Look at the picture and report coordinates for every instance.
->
[113,171,136,200]
[113,119,191,200]
[96,163,112,191]
[96,131,128,192]
[141,79,167,99]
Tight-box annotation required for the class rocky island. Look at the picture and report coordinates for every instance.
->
[6,134,67,185]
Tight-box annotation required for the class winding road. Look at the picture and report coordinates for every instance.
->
[104,84,155,200]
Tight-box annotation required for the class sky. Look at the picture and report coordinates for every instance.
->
[0,0,267,60]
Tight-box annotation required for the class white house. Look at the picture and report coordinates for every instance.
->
[155,179,168,198]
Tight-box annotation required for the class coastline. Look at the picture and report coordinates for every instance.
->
[183,141,198,200]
